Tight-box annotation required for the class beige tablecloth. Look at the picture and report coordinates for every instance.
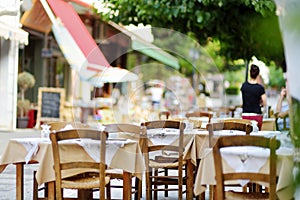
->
[262,118,276,131]
[0,137,145,185]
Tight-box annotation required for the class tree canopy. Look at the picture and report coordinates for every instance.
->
[99,0,285,66]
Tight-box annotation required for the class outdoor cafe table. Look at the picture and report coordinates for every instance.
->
[193,131,294,200]
[0,137,145,200]
[119,128,211,199]
[114,128,288,199]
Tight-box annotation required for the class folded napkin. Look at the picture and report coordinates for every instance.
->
[14,138,49,164]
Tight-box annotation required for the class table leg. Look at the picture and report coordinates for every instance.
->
[16,163,24,200]
[78,189,93,199]
[186,159,194,199]
[123,171,132,200]
[47,181,55,200]
[209,185,215,200]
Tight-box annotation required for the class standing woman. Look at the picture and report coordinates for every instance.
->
[240,64,267,130]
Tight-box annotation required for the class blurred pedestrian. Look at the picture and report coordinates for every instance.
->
[148,83,164,110]
[240,64,267,130]
[275,75,289,130]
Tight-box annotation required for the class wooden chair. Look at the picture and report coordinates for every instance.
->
[49,128,110,200]
[213,135,280,200]
[47,121,90,130]
[141,120,186,200]
[222,118,252,125]
[103,123,143,200]
[33,121,91,200]
[185,111,213,123]
[159,111,171,120]
[206,121,253,199]
[185,111,213,129]
[207,121,253,148]
[208,107,233,118]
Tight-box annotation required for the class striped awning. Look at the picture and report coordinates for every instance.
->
[40,0,110,80]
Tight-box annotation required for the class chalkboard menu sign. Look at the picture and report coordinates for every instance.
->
[41,91,61,118]
[36,87,65,126]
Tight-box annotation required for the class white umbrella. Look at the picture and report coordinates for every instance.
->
[87,66,139,87]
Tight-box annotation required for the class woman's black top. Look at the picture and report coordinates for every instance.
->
[240,82,265,114]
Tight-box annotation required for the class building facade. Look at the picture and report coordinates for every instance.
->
[4,0,180,129]
[0,0,28,130]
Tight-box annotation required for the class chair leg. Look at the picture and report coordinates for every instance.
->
[78,189,93,199]
[134,177,142,200]
[106,182,111,200]
[164,168,168,197]
[154,169,158,200]
[178,173,183,200]
[55,187,63,200]
[33,171,38,200]
[33,170,49,200]
[146,170,152,200]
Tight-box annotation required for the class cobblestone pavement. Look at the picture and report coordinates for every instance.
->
[0,164,37,200]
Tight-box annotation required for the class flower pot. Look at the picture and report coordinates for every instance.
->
[17,117,29,128]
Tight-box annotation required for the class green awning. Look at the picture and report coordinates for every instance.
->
[107,21,180,70]
[131,38,180,70]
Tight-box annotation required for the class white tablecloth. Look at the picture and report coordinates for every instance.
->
[0,137,145,185]
[194,145,294,200]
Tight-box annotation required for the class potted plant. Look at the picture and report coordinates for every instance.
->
[17,71,35,128]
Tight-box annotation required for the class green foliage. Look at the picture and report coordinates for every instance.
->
[126,53,138,70]
[203,40,226,71]
[99,0,284,66]
[99,0,285,90]
[225,87,239,95]
[268,63,285,88]
[224,68,246,87]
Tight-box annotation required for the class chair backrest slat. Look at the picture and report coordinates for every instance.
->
[185,111,213,123]
[104,123,142,147]
[104,123,141,133]
[47,121,90,131]
[207,122,253,147]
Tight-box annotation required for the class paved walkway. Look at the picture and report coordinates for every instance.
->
[0,129,39,200]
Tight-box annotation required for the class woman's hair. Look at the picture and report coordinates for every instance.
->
[250,64,260,79]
